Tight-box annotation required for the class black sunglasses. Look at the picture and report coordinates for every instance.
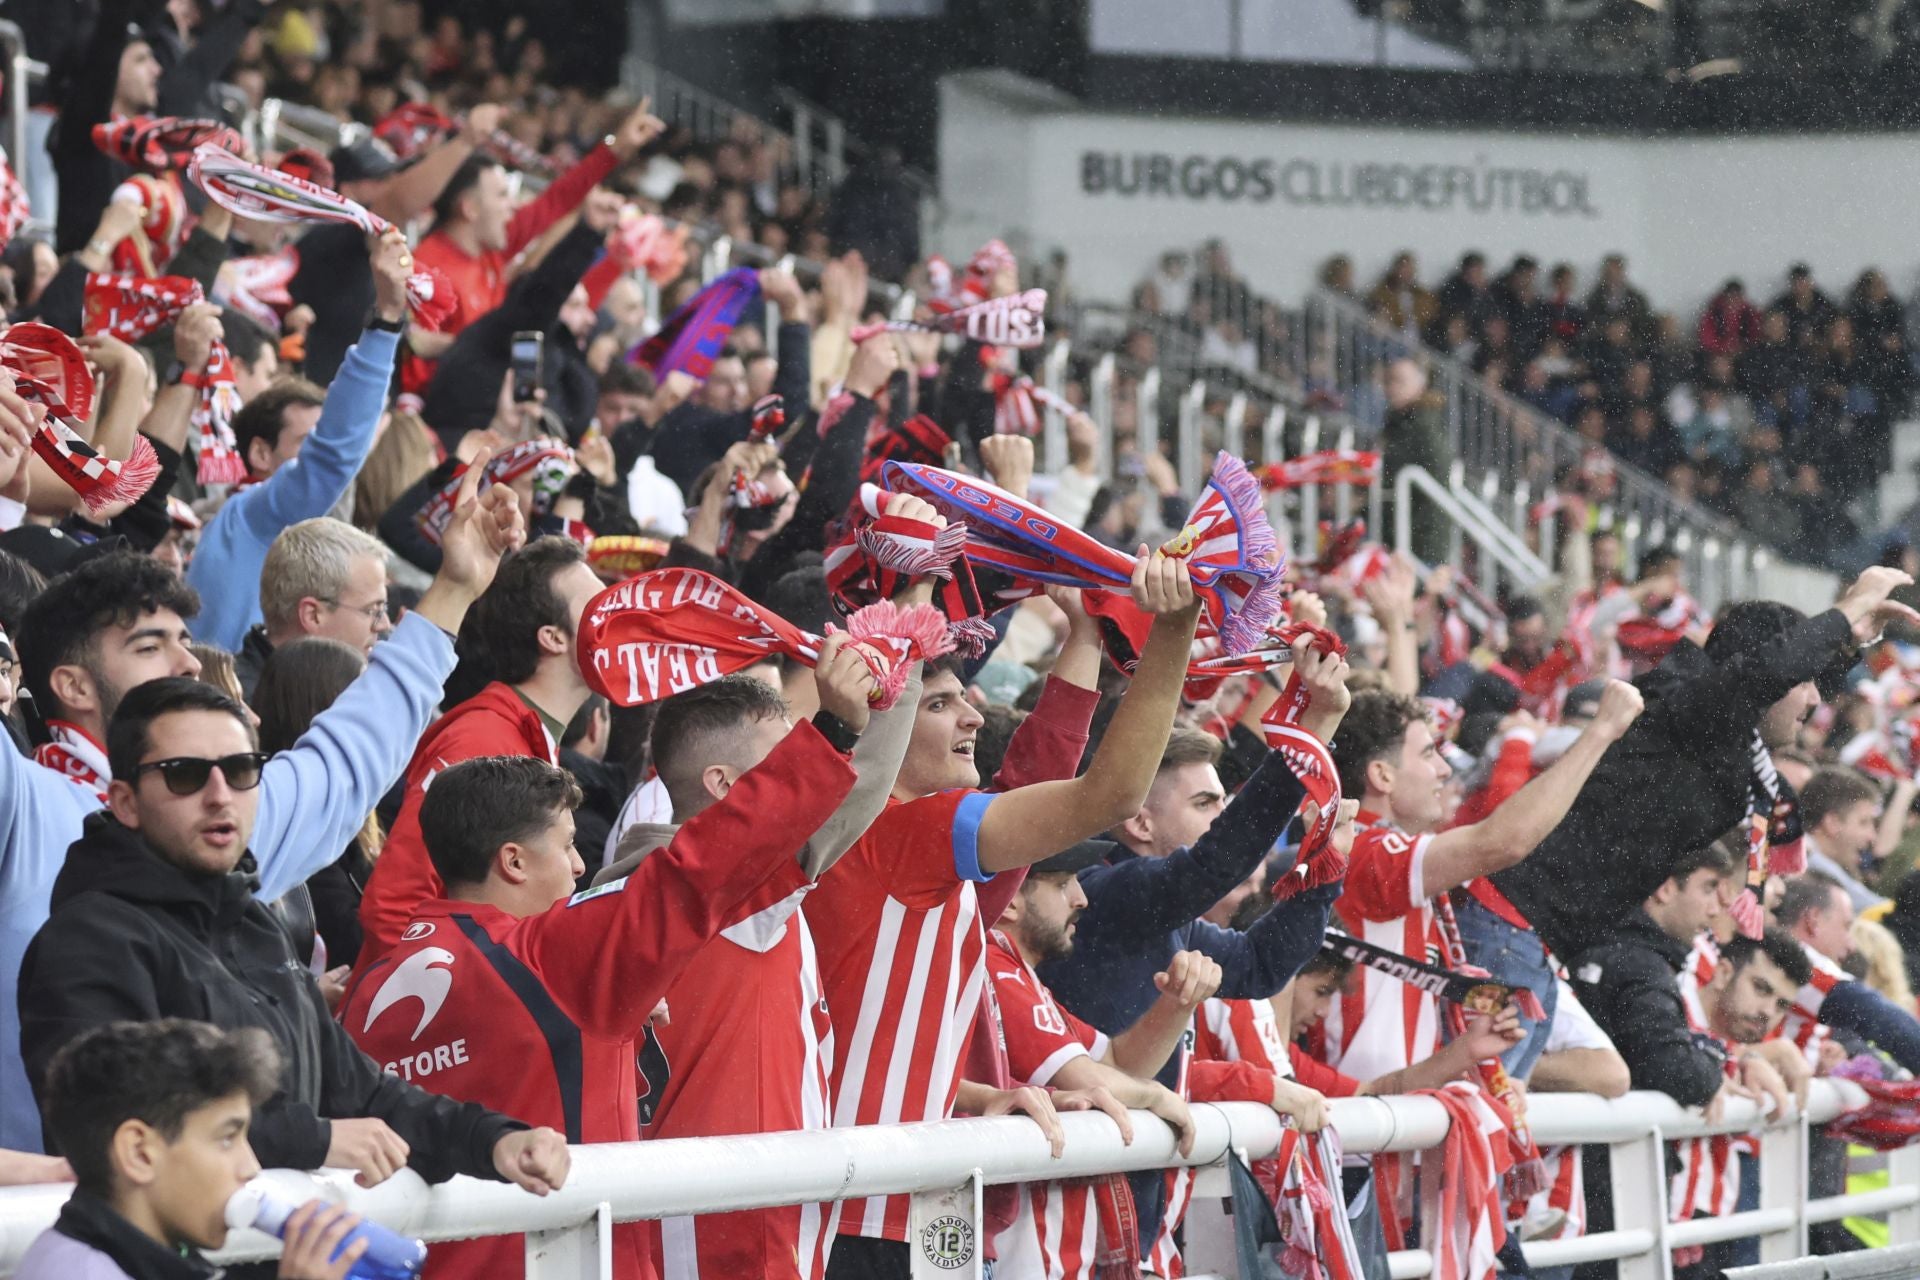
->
[133,753,270,796]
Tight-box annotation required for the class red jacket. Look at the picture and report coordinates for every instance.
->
[357,682,559,966]
[405,142,620,391]
[342,720,857,1280]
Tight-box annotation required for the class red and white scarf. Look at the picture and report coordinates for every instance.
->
[1414,1083,1518,1280]
[1258,450,1382,490]
[187,145,456,325]
[83,273,245,483]
[822,482,969,613]
[1256,623,1346,888]
[852,289,1050,350]
[0,145,29,254]
[577,568,954,711]
[214,249,300,333]
[0,323,162,512]
[1271,1128,1366,1280]
[415,440,574,546]
[37,721,110,800]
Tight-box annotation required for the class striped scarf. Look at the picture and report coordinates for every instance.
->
[0,323,162,512]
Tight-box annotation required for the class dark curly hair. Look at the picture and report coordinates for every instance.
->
[19,551,200,719]
[1329,689,1429,799]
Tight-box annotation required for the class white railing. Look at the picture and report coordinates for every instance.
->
[0,19,44,185]
[0,1083,1910,1280]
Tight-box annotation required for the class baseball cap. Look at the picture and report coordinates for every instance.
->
[1029,839,1114,877]
[329,136,403,186]
[1562,678,1610,722]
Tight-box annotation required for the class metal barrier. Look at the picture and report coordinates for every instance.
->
[1394,465,1551,598]
[0,1083,1908,1280]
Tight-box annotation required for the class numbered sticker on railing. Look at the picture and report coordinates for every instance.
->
[908,1172,983,1279]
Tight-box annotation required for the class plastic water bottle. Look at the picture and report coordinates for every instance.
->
[225,1187,427,1280]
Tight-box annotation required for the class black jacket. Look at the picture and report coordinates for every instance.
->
[645,320,813,493]
[1568,909,1727,1108]
[37,1189,219,1280]
[1489,608,1855,960]
[18,813,524,1180]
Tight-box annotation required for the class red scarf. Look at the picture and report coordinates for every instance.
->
[577,568,953,711]
[1271,1129,1366,1280]
[1414,1084,1517,1280]
[187,145,456,324]
[83,273,245,483]
[36,721,110,800]
[853,288,1049,350]
[823,482,969,613]
[1256,624,1346,889]
[1258,450,1382,490]
[0,323,161,512]
[92,116,244,172]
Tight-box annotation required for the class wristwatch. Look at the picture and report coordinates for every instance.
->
[366,312,408,334]
[812,709,863,754]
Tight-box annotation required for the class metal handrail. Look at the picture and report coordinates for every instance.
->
[1396,465,1551,594]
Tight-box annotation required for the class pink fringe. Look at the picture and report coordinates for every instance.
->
[87,435,164,513]
[1202,451,1288,654]
[843,600,957,709]
[855,518,968,578]
[1730,890,1766,941]
[949,617,998,659]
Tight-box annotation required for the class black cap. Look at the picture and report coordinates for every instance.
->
[1030,839,1114,877]
[1788,262,1812,279]
[0,527,127,580]
[1562,678,1610,722]
[329,136,403,185]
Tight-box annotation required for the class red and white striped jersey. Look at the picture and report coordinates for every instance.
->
[1780,942,1851,1056]
[1146,1050,1195,1280]
[1670,933,1740,1221]
[809,790,997,1243]
[986,931,1105,1280]
[1195,996,1292,1079]
[642,885,834,1280]
[1325,815,1442,1083]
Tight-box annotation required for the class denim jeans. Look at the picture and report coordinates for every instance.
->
[1452,897,1558,1080]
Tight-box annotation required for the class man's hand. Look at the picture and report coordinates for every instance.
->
[707,441,781,510]
[316,964,351,1015]
[422,445,529,617]
[1703,1077,1758,1127]
[1361,553,1418,624]
[757,268,809,325]
[1130,546,1199,617]
[813,634,877,733]
[980,1084,1066,1159]
[1457,1006,1526,1062]
[1329,799,1359,857]
[172,302,225,374]
[575,431,617,488]
[368,228,412,325]
[461,103,504,144]
[1817,1038,1848,1074]
[1738,1053,1794,1118]
[654,369,698,416]
[1838,566,1920,643]
[1066,411,1099,474]
[1271,1078,1330,1133]
[324,1117,410,1188]
[1053,1085,1134,1146]
[979,433,1035,500]
[844,333,900,400]
[1144,1083,1198,1157]
[277,1202,370,1280]
[1287,589,1329,631]
[1293,636,1352,740]
[1745,1040,1811,1109]
[1152,950,1222,1009]
[1042,583,1098,643]
[1587,679,1645,743]
[610,97,667,158]
[493,1127,570,1195]
[0,372,37,473]
[77,334,149,398]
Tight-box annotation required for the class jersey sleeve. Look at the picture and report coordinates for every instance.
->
[1334,827,1433,924]
[852,789,996,910]
[988,948,1096,1087]
[1287,1044,1362,1098]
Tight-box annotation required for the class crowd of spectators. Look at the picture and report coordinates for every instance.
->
[5,5,1920,1280]
[1123,243,1920,567]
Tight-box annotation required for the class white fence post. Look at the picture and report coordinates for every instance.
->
[1611,1128,1674,1280]
[524,1201,613,1280]
[1756,1112,1809,1262]
[908,1170,984,1279]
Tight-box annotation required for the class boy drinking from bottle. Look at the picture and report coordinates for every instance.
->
[15,1019,371,1280]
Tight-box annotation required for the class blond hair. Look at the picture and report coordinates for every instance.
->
[353,410,440,531]
[1851,917,1917,1013]
[258,518,388,633]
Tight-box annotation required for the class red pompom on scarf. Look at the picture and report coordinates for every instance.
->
[0,324,161,512]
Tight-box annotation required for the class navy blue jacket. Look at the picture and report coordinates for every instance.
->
[1039,750,1337,1254]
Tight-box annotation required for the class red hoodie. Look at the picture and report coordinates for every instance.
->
[357,682,559,967]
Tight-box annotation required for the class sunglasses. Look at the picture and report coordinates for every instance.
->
[133,753,270,796]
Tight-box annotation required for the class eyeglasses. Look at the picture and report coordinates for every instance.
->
[320,597,390,623]
[133,753,271,796]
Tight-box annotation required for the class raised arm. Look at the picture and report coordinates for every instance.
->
[1104,950,1220,1079]
[973,553,1202,873]
[523,718,857,1042]
[1419,678,1643,898]
[253,458,526,899]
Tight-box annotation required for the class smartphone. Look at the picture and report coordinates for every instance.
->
[510,331,544,402]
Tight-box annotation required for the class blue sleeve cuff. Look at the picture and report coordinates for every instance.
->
[951,791,995,883]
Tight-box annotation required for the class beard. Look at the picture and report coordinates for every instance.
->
[1022,915,1076,964]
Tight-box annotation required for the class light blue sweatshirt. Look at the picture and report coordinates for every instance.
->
[0,610,455,1150]
[187,328,398,651]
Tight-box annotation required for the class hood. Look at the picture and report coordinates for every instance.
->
[1635,636,1713,706]
[592,821,678,888]
[1612,907,1697,972]
[50,809,258,931]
